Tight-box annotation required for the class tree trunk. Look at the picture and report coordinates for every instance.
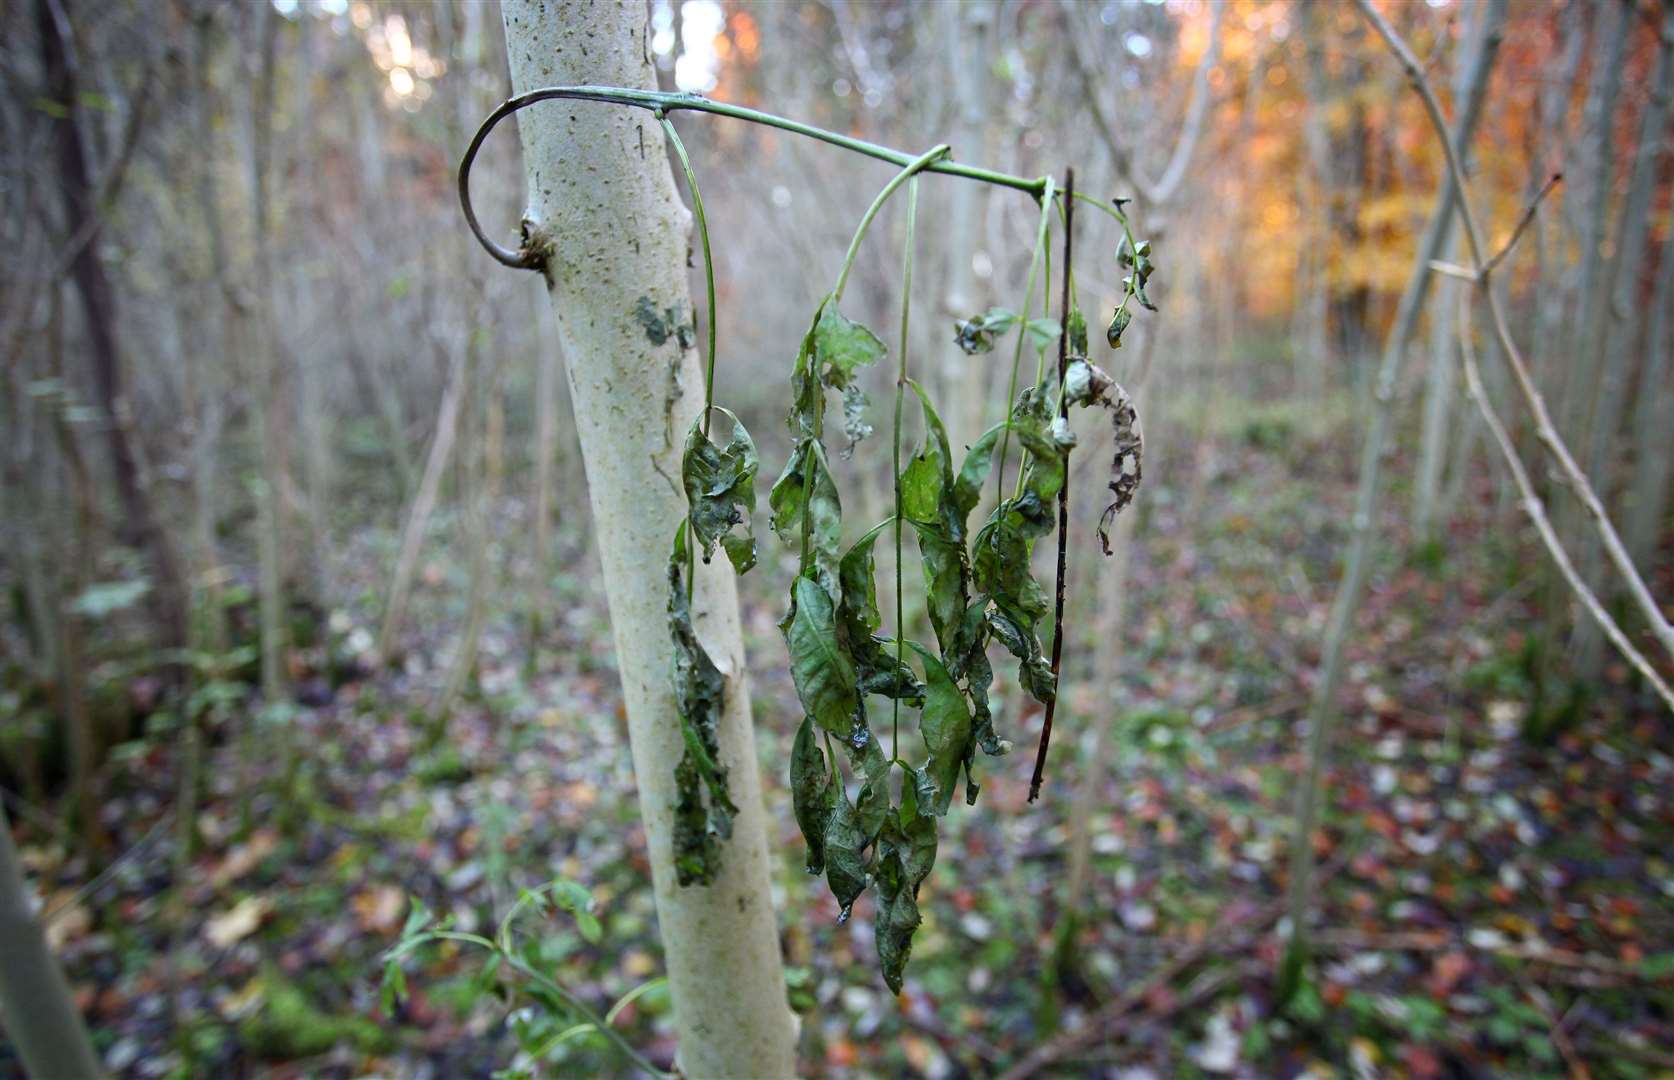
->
[498,4,797,1077]
[0,804,105,1079]
[1625,239,1674,580]
[377,345,467,666]
[1572,4,1674,668]
[1412,2,1488,544]
[38,0,186,656]
[1280,0,1506,995]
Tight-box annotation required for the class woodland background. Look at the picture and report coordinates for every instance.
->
[2,0,1673,1076]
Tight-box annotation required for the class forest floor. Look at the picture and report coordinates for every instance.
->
[7,421,1673,1080]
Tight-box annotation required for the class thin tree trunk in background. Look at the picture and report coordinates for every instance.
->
[1528,0,1590,415]
[436,330,502,727]
[46,284,104,855]
[1412,221,1461,544]
[245,1,287,704]
[1413,2,1487,544]
[944,0,994,450]
[1625,240,1674,579]
[0,804,105,1080]
[1280,0,1506,995]
[499,3,797,1074]
[1572,5,1674,668]
[378,347,467,666]
[38,0,186,656]
[1547,0,1628,679]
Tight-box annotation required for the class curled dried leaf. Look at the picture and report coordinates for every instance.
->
[1065,360,1144,554]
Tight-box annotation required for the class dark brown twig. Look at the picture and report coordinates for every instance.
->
[1028,167,1073,804]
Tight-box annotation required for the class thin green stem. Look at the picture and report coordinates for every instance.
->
[833,145,949,305]
[892,177,919,761]
[659,115,718,438]
[993,177,1057,508]
[503,954,673,1078]
[799,146,947,577]
[660,114,716,609]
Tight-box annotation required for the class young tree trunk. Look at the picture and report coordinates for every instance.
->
[498,4,797,1076]
[435,329,502,728]
[1280,0,1506,995]
[377,345,467,666]
[1412,2,1488,543]
[1625,239,1674,580]
[0,804,105,1079]
[38,0,187,656]
[243,0,287,705]
[1571,5,1674,670]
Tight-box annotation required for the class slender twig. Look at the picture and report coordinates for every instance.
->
[1482,171,1562,277]
[42,812,173,925]
[1029,169,1074,804]
[459,86,1044,270]
[1457,297,1674,712]
[1355,0,1674,667]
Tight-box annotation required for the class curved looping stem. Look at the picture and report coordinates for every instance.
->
[833,145,950,305]
[458,86,1048,271]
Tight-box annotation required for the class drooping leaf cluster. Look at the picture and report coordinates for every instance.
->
[654,174,1152,997]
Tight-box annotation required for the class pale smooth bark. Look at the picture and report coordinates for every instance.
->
[498,3,796,1077]
[528,280,561,652]
[1282,0,1506,985]
[0,804,105,1079]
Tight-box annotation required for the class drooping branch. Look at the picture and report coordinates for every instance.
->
[1354,0,1674,668]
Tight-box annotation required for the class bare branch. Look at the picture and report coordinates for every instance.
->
[1457,297,1674,713]
[1061,0,1224,207]
[1355,0,1674,667]
[1482,171,1562,277]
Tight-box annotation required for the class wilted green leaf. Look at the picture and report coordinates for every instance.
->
[785,574,860,737]
[823,790,870,920]
[838,523,925,704]
[682,407,758,574]
[791,718,837,875]
[873,769,938,993]
[952,308,1019,355]
[906,642,972,815]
